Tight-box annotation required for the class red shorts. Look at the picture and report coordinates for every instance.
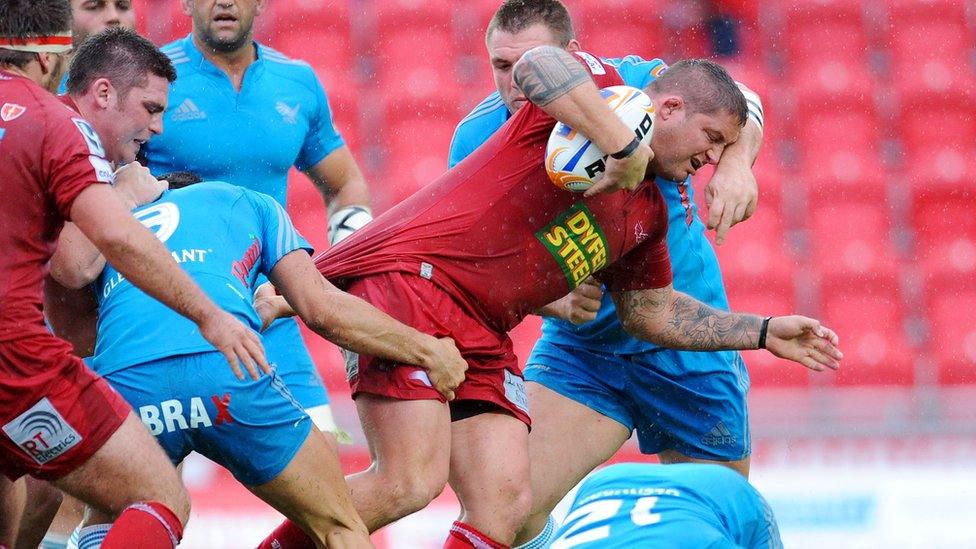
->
[344,272,530,426]
[0,335,130,481]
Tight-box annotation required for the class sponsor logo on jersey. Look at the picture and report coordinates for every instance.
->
[573,52,606,75]
[650,63,668,78]
[634,221,648,244]
[71,118,106,157]
[536,203,609,289]
[232,237,261,288]
[1,103,26,121]
[171,98,207,121]
[138,394,234,435]
[275,101,300,124]
[2,398,82,464]
[135,202,180,242]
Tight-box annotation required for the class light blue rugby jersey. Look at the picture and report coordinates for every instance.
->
[141,35,345,206]
[449,55,730,354]
[556,463,782,548]
[91,182,312,376]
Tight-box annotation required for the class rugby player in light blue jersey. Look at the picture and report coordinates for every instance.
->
[551,463,783,549]
[50,172,465,548]
[449,2,767,547]
[140,0,375,435]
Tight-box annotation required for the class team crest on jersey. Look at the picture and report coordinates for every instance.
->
[1,102,26,121]
[634,221,648,243]
[3,398,82,465]
[275,101,300,124]
[536,203,609,289]
[134,202,180,243]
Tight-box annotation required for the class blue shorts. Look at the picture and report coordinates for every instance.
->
[264,317,330,410]
[103,351,312,486]
[525,340,750,461]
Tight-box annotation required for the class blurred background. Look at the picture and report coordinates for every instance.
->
[128,0,975,546]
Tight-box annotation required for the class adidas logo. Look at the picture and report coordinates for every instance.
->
[171,98,207,121]
[701,422,736,446]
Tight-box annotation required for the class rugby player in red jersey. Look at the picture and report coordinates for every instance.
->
[260,48,842,548]
[0,2,270,548]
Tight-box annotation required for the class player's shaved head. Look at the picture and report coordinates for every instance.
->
[0,0,72,69]
[157,171,203,190]
[647,59,748,127]
[487,0,575,47]
[67,27,175,99]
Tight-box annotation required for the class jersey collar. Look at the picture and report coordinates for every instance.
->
[180,33,265,85]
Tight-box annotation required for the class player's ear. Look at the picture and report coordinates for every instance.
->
[657,96,684,120]
[255,0,268,16]
[180,0,193,17]
[565,39,582,52]
[91,77,114,109]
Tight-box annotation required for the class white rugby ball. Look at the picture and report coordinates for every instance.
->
[545,85,655,192]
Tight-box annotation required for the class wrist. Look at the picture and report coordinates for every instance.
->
[757,316,772,349]
[610,136,641,160]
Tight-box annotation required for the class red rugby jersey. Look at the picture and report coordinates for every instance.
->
[316,53,671,332]
[0,71,113,344]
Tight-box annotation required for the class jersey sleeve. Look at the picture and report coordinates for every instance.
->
[44,110,114,219]
[249,191,314,275]
[603,55,669,90]
[595,194,672,292]
[448,123,478,169]
[294,74,345,171]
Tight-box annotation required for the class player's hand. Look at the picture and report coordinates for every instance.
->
[538,277,603,324]
[703,160,758,245]
[199,310,272,380]
[764,316,842,372]
[254,282,295,331]
[422,336,468,401]
[113,162,167,209]
[583,142,653,198]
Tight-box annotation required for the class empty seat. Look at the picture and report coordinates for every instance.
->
[795,108,881,181]
[926,283,976,385]
[713,205,795,282]
[808,202,898,279]
[819,277,914,386]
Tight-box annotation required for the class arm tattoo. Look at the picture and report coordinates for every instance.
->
[615,288,763,351]
[512,46,591,107]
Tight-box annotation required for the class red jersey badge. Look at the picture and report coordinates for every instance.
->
[1,103,26,121]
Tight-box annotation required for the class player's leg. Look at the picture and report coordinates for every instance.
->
[448,407,531,547]
[14,478,64,549]
[346,394,452,531]
[513,343,637,547]
[513,383,632,546]
[630,350,752,477]
[51,413,189,548]
[0,476,25,547]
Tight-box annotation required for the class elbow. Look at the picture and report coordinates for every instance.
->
[49,260,96,290]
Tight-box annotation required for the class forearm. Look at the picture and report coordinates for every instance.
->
[50,223,106,289]
[616,288,763,351]
[303,289,440,368]
[513,46,634,155]
[718,118,762,171]
[307,147,371,213]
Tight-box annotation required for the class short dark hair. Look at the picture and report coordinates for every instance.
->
[157,171,203,190]
[647,59,748,127]
[66,27,176,99]
[487,0,575,47]
[0,0,72,69]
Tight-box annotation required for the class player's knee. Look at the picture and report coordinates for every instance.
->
[387,473,446,516]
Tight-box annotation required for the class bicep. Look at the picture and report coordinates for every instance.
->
[268,249,335,318]
[304,146,369,204]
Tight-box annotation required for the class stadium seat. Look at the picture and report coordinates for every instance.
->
[898,90,976,162]
[712,204,795,282]
[576,2,665,58]
[784,2,868,69]
[807,201,897,279]
[795,108,881,181]
[886,19,972,73]
[271,29,356,95]
[886,0,969,23]
[510,316,543,371]
[377,115,456,211]
[926,282,976,385]
[373,29,459,102]
[373,0,452,35]
[268,0,352,34]
[725,277,809,387]
[819,277,914,386]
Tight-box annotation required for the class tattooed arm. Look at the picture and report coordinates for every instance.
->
[611,285,844,371]
[512,45,651,195]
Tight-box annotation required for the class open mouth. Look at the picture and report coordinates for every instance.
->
[213,13,238,24]
[690,157,703,171]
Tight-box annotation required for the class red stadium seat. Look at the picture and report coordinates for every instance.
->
[713,205,795,282]
[376,116,456,212]
[819,277,914,386]
[808,202,898,279]
[784,1,868,69]
[373,29,460,102]
[898,88,976,162]
[725,278,809,387]
[268,0,351,34]
[886,19,972,74]
[887,0,968,22]
[373,0,452,35]
[926,282,976,385]
[576,1,665,59]
[795,108,881,181]
[271,30,355,95]
[911,189,976,284]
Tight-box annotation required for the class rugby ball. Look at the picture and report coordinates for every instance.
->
[545,85,655,192]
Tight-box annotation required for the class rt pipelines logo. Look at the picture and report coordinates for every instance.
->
[536,203,609,289]
[2,398,82,465]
